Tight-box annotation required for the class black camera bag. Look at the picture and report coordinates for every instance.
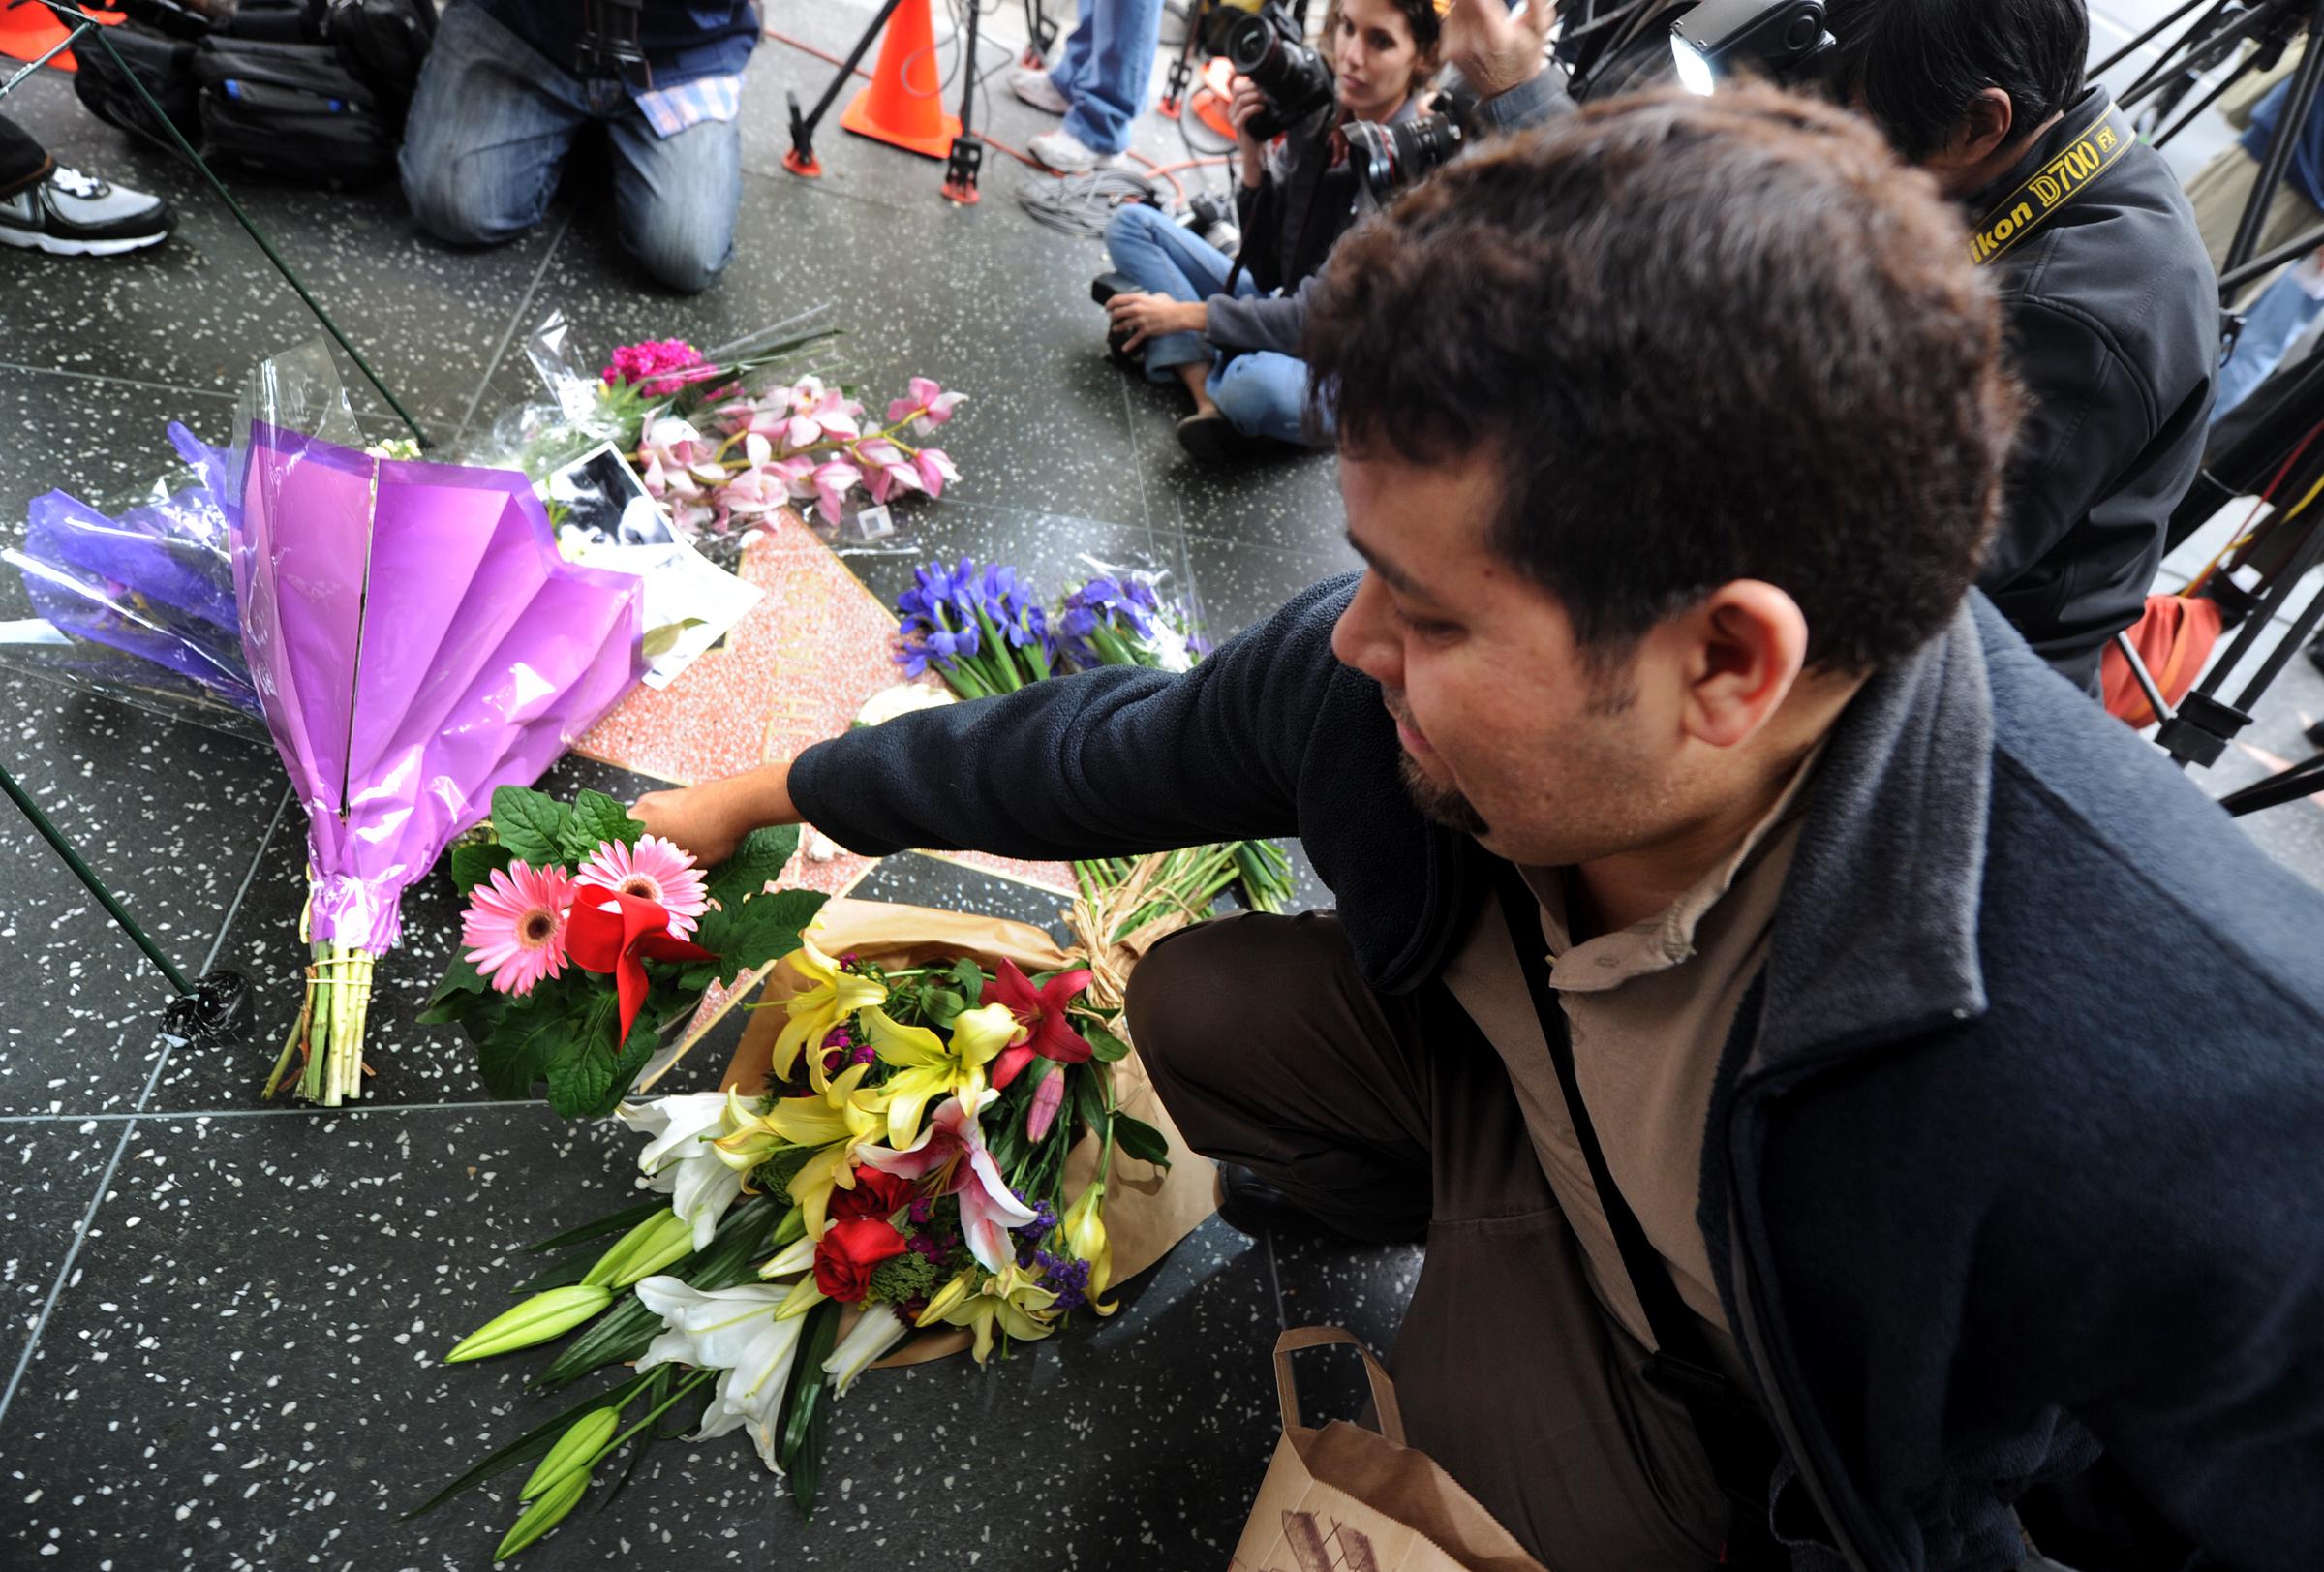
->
[194,36,398,187]
[71,27,205,152]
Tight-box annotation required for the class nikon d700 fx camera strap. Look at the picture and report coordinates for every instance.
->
[1967,92,2135,268]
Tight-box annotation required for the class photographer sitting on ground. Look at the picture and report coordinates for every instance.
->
[398,0,757,293]
[1101,0,1439,462]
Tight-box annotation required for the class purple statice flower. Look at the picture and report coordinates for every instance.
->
[850,1039,878,1067]
[1034,1250,1094,1311]
[908,1196,935,1226]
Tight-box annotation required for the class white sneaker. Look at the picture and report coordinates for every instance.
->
[1010,65,1070,115]
[0,165,172,257]
[1029,127,1122,173]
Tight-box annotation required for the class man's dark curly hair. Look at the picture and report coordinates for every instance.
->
[1304,86,2022,673]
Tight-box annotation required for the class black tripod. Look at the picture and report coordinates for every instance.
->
[2099,0,2324,814]
[780,0,992,203]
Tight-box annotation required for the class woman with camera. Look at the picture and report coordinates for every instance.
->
[1103,0,1441,462]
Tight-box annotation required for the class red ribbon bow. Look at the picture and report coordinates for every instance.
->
[564,890,719,1045]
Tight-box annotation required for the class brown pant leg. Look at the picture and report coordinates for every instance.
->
[1130,912,1728,1571]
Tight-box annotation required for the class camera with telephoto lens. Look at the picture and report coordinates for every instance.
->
[1347,86,1475,207]
[1226,1,1335,140]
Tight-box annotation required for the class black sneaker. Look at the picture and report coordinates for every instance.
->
[0,165,173,257]
[1176,410,1276,464]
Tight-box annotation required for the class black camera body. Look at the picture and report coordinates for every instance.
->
[1226,1,1334,141]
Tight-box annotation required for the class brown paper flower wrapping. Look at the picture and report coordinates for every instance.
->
[713,896,1220,1368]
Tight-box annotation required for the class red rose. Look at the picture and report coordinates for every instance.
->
[814,1218,911,1303]
[828,1165,915,1224]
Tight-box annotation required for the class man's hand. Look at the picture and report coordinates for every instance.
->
[1107,292,1206,352]
[632,764,796,867]
[1441,0,1553,100]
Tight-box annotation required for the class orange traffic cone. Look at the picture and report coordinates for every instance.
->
[1,1,120,74]
[839,0,962,161]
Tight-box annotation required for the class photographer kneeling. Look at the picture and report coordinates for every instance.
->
[398,0,757,294]
[1102,0,1439,462]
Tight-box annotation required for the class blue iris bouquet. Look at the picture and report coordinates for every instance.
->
[889,559,1292,919]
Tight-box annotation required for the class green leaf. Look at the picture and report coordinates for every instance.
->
[950,958,987,1002]
[703,823,801,910]
[1071,1064,1112,1146]
[417,963,502,1029]
[691,887,828,976]
[923,988,965,1030]
[638,617,707,660]
[541,998,642,1119]
[779,1300,841,1517]
[584,1021,664,1122]
[494,786,575,868]
[403,1370,655,1519]
[1113,1112,1173,1170]
[477,987,604,1101]
[449,840,514,896]
[512,1248,599,1296]
[1083,1020,1131,1063]
[524,1195,669,1255]
[564,790,644,862]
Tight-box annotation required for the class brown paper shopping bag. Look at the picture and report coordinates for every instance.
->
[1230,1328,1549,1572]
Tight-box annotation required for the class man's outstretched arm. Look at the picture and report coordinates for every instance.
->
[634,576,1360,867]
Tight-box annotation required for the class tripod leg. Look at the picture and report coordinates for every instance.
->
[2217,749,2324,814]
[943,0,986,202]
[783,0,913,175]
[2221,0,2324,280]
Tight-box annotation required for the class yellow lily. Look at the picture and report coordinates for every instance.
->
[1059,1177,1117,1315]
[773,937,887,1093]
[865,1002,1019,1150]
[708,1090,787,1176]
[761,1063,890,1238]
[925,1263,1060,1365]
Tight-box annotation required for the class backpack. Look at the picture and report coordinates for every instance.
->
[193,36,399,187]
[71,27,205,153]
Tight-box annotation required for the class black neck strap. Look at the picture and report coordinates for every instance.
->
[1490,864,1778,1520]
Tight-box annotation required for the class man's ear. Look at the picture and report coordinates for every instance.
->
[1677,581,1809,750]
[1944,86,2017,169]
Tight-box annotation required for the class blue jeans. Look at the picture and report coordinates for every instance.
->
[2216,265,2324,422]
[1104,202,1327,447]
[1050,0,1164,155]
[399,1,742,293]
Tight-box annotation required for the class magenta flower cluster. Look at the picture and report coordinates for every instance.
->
[600,339,722,400]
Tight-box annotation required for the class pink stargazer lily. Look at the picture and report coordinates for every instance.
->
[859,1091,1036,1272]
[887,377,964,436]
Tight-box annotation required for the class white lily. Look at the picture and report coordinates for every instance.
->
[634,1277,807,1473]
[823,1304,911,1396]
[618,1094,745,1249]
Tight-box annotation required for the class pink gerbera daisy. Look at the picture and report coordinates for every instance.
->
[462,861,578,997]
[574,835,710,937]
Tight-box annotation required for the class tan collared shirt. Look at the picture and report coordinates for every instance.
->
[1440,753,1821,1392]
